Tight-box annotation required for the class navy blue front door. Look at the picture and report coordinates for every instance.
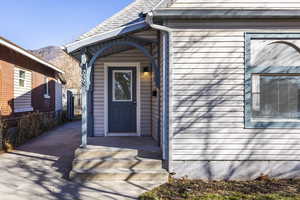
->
[108,67,137,133]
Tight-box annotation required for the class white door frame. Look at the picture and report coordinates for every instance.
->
[104,62,141,136]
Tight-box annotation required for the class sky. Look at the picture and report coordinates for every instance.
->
[0,0,133,50]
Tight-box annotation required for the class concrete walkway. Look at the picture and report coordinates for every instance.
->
[0,121,160,200]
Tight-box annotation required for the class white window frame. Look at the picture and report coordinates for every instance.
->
[112,70,133,102]
[18,70,26,88]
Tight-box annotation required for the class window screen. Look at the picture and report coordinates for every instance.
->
[252,75,300,120]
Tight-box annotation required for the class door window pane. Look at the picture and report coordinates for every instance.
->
[252,75,300,120]
[113,71,132,101]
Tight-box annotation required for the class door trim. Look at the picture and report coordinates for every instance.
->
[104,62,141,136]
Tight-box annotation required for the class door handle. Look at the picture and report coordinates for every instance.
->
[133,101,136,104]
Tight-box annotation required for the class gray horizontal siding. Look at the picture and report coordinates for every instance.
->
[169,20,300,161]
[93,48,152,136]
[14,67,32,112]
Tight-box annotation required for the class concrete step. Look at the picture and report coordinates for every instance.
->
[75,148,162,160]
[76,146,162,154]
[71,147,168,183]
[73,157,163,170]
[81,181,168,200]
[70,168,169,182]
[76,146,161,153]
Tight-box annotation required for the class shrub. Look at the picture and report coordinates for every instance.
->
[2,111,58,151]
[0,116,6,151]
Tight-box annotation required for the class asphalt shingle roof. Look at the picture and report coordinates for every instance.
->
[78,0,162,41]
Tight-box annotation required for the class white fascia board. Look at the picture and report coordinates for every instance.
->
[152,9,300,19]
[64,21,148,54]
[0,38,64,74]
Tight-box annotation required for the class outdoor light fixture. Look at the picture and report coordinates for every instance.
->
[143,66,151,77]
[143,67,150,73]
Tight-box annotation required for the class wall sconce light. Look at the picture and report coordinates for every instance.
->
[143,67,151,77]
[152,90,157,97]
[143,67,150,73]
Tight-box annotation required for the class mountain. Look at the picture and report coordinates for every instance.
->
[31,46,81,92]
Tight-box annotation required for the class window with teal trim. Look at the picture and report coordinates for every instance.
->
[245,33,300,128]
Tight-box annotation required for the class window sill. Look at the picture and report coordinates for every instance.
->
[44,94,50,99]
[245,120,300,128]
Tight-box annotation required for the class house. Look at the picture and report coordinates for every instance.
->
[0,37,65,119]
[65,0,300,181]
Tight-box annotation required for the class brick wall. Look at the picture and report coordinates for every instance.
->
[0,44,58,118]
[0,59,14,116]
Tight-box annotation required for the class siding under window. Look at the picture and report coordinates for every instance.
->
[14,67,33,113]
[168,19,300,161]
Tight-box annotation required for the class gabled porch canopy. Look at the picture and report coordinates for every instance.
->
[65,20,149,54]
[65,22,162,147]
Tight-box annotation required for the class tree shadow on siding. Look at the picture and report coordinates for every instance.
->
[172,34,300,180]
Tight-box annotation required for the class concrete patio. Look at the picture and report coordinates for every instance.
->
[0,121,164,200]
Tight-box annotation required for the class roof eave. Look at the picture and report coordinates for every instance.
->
[0,37,64,74]
[64,21,149,54]
[152,9,300,19]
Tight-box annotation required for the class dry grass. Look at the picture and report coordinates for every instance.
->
[140,177,300,200]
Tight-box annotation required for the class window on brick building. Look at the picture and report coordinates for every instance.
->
[19,70,25,87]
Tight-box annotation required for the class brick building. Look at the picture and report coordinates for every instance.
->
[0,37,64,118]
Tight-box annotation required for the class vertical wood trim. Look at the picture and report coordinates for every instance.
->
[157,31,162,146]
[137,63,141,136]
[163,29,173,171]
[81,87,87,146]
[162,34,167,160]
[168,29,174,172]
[104,64,108,136]
[81,52,89,147]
